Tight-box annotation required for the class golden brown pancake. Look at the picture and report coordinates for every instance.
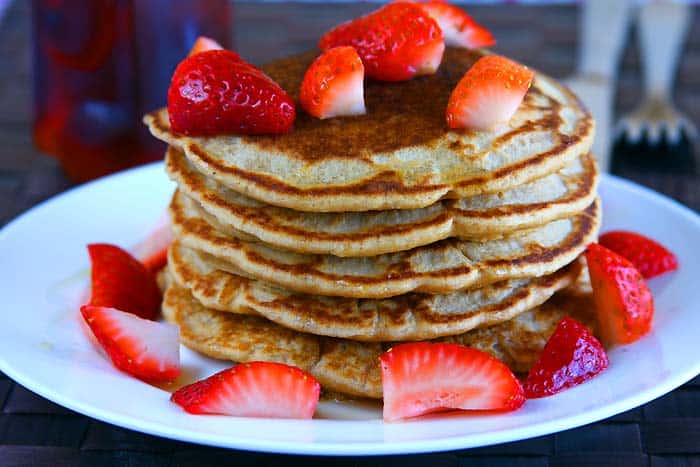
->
[169,191,600,298]
[163,282,598,398]
[165,147,599,256]
[145,48,594,212]
[167,242,583,341]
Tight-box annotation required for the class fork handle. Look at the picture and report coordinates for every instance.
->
[639,1,692,100]
[579,0,633,79]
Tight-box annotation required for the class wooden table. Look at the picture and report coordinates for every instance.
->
[1,2,699,465]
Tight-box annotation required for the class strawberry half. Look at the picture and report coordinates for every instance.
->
[188,36,223,56]
[524,317,609,398]
[586,243,655,345]
[132,213,173,274]
[420,1,495,49]
[81,305,180,383]
[87,244,161,320]
[168,50,296,136]
[300,46,366,119]
[380,342,525,422]
[599,230,678,279]
[171,362,320,419]
[319,2,445,82]
[446,55,534,131]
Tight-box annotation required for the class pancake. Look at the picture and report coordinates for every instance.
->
[145,48,594,212]
[167,242,582,341]
[166,147,599,256]
[169,191,600,298]
[163,283,597,399]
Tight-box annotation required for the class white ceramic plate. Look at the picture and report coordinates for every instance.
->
[0,163,699,456]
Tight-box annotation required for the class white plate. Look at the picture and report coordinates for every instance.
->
[0,163,699,456]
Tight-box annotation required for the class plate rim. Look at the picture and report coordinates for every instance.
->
[1,165,699,456]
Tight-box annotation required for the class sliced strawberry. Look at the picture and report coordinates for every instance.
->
[420,1,495,49]
[319,2,445,82]
[446,55,534,131]
[81,305,180,383]
[168,50,295,136]
[524,317,609,398]
[599,231,678,279]
[171,362,320,419]
[132,213,173,274]
[87,244,161,320]
[188,36,224,56]
[380,342,525,422]
[300,46,366,119]
[586,243,655,345]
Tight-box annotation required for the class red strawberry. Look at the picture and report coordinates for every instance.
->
[171,362,320,419]
[132,214,173,274]
[81,305,180,383]
[188,36,223,56]
[586,243,655,345]
[168,50,296,136]
[319,2,445,82]
[141,249,168,275]
[87,244,161,320]
[599,231,678,279]
[446,55,534,131]
[380,342,525,422]
[300,46,366,119]
[524,317,609,398]
[420,1,495,49]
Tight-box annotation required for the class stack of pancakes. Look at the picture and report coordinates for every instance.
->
[145,48,600,399]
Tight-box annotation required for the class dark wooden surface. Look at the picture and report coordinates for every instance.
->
[1,1,700,466]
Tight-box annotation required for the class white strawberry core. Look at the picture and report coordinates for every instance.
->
[460,86,523,131]
[321,73,366,119]
[414,41,446,77]
[107,308,180,372]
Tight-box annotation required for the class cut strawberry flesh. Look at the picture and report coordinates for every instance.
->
[446,55,534,131]
[81,305,180,383]
[524,317,609,398]
[380,342,525,421]
[586,243,655,345]
[171,361,320,419]
[188,36,224,56]
[300,46,366,119]
[420,1,495,49]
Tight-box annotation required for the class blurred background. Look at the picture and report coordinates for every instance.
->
[0,0,698,224]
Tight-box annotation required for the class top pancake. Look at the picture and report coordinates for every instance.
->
[145,48,594,212]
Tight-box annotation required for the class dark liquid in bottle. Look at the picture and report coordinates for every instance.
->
[32,0,231,182]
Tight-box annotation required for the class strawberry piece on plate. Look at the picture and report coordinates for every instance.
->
[446,55,534,131]
[319,2,445,82]
[420,1,495,49]
[171,362,320,419]
[87,243,161,320]
[380,342,525,422]
[81,305,180,383]
[300,46,366,119]
[168,50,296,136]
[586,243,655,345]
[132,213,173,274]
[524,317,609,398]
[599,230,678,279]
[188,36,224,56]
